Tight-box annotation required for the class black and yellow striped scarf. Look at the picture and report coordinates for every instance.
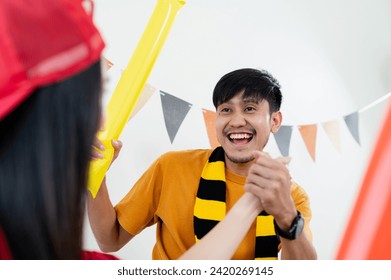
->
[194,146,280,259]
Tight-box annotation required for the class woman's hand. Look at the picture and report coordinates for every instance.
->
[91,138,123,165]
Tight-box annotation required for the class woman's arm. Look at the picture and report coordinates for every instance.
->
[179,192,262,260]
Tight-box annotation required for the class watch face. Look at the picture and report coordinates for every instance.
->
[293,213,304,239]
[274,211,304,240]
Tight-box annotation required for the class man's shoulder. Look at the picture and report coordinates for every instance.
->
[291,180,310,202]
[158,148,214,164]
[160,149,213,159]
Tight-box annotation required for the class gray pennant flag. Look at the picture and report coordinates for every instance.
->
[160,91,192,143]
[274,125,293,157]
[344,112,360,145]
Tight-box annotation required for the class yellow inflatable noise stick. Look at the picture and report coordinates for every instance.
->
[88,0,186,198]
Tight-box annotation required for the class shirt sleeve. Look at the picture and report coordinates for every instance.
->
[114,156,164,236]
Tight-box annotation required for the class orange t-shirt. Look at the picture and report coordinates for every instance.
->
[115,149,312,260]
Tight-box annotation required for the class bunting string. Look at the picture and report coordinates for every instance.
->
[358,92,391,113]
[104,58,391,162]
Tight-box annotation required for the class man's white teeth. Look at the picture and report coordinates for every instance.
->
[229,133,252,140]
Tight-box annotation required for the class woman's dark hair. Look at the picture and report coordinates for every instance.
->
[212,68,282,113]
[0,60,102,259]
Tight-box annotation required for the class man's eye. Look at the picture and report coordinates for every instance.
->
[245,107,255,112]
[220,108,230,113]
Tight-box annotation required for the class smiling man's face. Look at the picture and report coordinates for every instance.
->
[215,91,281,173]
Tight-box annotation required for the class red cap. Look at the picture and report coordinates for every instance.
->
[0,0,105,120]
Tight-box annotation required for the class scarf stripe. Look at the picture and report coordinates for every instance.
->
[201,161,225,181]
[194,217,219,242]
[255,236,279,259]
[194,146,279,260]
[256,215,275,236]
[197,179,226,201]
[194,197,226,220]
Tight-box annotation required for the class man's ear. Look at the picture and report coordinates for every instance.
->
[270,111,282,134]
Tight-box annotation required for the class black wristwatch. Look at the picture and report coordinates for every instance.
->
[274,211,304,240]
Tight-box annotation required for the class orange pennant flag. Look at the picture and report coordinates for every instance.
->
[298,124,317,161]
[202,109,220,148]
[336,101,391,259]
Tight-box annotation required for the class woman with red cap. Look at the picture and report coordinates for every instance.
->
[0,0,117,259]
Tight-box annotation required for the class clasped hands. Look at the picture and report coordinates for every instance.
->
[245,151,297,231]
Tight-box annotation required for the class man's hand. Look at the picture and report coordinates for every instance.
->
[244,151,296,230]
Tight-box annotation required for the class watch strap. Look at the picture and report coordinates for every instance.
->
[273,211,304,240]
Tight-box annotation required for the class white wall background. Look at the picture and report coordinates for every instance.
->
[83,0,391,260]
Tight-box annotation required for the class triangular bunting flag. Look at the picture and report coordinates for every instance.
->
[129,83,156,120]
[298,124,317,161]
[202,109,220,148]
[160,91,192,143]
[321,120,341,152]
[273,125,293,157]
[102,56,114,72]
[344,112,360,145]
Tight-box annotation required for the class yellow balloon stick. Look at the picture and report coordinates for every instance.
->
[88,0,186,198]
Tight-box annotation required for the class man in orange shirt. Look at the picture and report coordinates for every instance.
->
[88,68,317,260]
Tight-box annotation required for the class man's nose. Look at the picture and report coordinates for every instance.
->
[229,111,246,127]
